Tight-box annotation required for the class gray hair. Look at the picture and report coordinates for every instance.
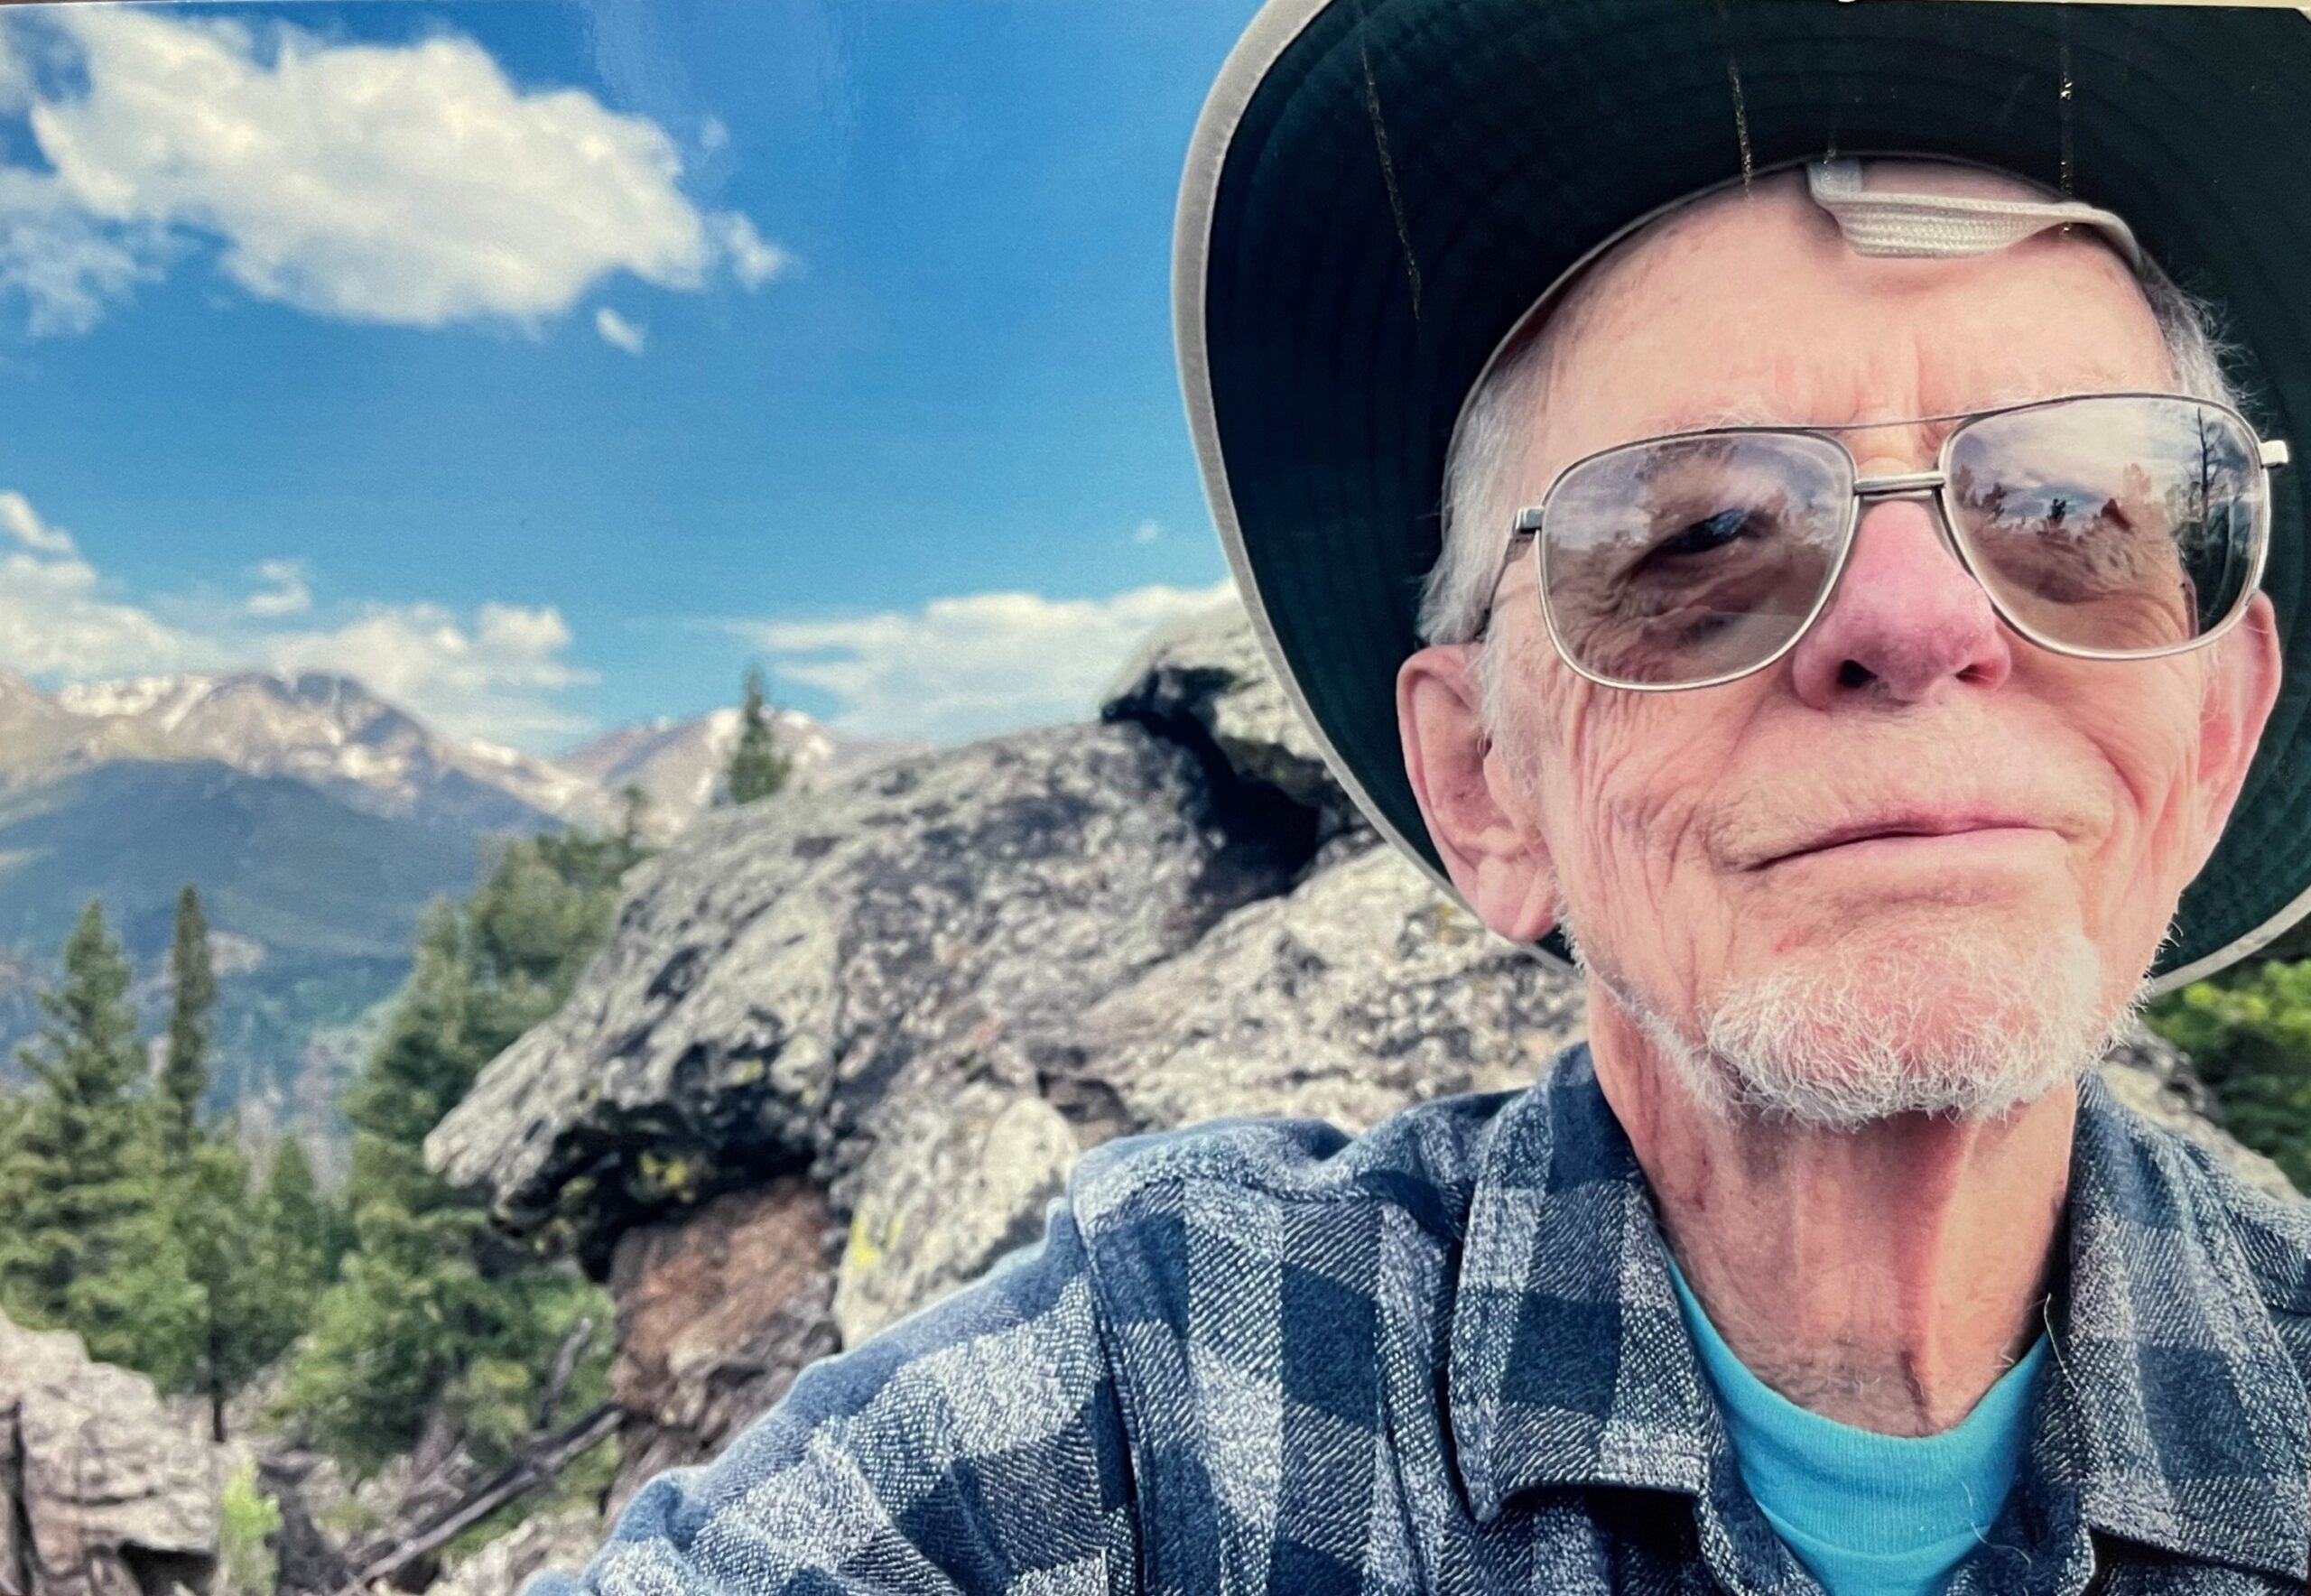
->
[1418,236,2246,654]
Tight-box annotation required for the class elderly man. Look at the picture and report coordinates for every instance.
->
[546,1,2311,1592]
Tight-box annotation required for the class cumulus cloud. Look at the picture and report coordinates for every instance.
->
[0,487,594,747]
[741,580,1238,743]
[0,489,79,554]
[0,7,787,334]
[1130,519,1163,545]
[0,496,196,678]
[266,599,596,745]
[244,557,311,617]
[594,306,647,356]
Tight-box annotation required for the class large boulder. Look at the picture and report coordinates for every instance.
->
[0,1313,218,1596]
[831,1083,1079,1346]
[429,720,1333,1260]
[1099,597,1357,836]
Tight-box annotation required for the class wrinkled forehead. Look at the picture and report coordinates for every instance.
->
[1464,157,2166,451]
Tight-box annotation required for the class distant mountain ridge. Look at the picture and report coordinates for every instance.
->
[0,669,901,1149]
[560,707,919,835]
[49,672,617,834]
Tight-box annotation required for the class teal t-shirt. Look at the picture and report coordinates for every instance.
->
[1666,1257,2048,1596]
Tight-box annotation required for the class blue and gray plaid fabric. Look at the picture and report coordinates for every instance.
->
[543,1045,2311,1594]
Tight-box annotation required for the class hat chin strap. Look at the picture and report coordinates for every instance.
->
[1806,155,2143,271]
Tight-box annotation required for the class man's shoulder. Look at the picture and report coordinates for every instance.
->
[2080,1070,2311,1325]
[1063,1076,1527,1248]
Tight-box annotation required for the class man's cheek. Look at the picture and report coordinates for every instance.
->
[2073,698,2202,881]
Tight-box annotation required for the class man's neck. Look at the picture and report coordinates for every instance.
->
[1585,994,2076,1436]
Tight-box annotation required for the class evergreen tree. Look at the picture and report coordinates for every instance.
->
[160,884,218,1165]
[265,1136,339,1284]
[0,901,200,1378]
[0,902,151,1322]
[180,1133,308,1441]
[721,665,792,806]
[285,831,636,1474]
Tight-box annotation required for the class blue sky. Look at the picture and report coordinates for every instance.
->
[0,0,1252,750]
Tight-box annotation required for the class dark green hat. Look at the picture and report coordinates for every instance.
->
[1176,0,2311,991]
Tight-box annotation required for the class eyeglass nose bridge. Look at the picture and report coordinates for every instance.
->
[1846,467,1966,564]
[1852,467,1946,496]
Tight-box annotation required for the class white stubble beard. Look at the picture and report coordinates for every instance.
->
[1563,906,2149,1129]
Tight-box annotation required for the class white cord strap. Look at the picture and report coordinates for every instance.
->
[1806,156,2144,272]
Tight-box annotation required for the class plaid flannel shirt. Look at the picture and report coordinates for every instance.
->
[544,1045,2311,1595]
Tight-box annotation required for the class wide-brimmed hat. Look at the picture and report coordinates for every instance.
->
[1176,0,2311,991]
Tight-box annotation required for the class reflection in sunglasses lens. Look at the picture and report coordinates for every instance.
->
[1946,396,2261,656]
[1540,432,1852,686]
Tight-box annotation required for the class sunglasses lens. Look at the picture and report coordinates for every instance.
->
[1540,432,1852,686]
[1945,396,2265,655]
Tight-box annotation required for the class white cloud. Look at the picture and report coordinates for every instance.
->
[742,580,1238,743]
[1130,519,1163,545]
[594,305,647,356]
[0,489,79,554]
[265,599,596,745]
[712,212,789,290]
[244,557,311,617]
[0,8,788,334]
[0,168,160,336]
[0,490,198,677]
[0,487,595,747]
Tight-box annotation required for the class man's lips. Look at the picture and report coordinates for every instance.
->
[1754,813,2054,868]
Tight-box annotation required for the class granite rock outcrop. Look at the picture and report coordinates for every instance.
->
[0,1312,218,1596]
[428,596,2299,1543]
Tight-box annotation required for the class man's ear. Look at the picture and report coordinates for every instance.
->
[1397,642,1562,943]
[2187,591,2285,877]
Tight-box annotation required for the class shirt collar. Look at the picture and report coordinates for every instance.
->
[1446,1044,1715,1520]
[1445,1048,2311,1583]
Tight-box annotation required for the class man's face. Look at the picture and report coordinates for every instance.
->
[1402,167,2282,1121]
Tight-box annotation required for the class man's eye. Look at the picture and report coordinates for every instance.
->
[1653,507,1758,557]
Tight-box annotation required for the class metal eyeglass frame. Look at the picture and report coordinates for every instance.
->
[1480,390,2291,693]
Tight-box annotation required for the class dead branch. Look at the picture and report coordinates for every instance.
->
[535,1318,596,1432]
[330,1405,620,1596]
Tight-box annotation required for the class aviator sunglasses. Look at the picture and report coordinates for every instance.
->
[1481,392,2290,691]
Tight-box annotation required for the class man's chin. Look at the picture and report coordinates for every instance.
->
[1656,922,2143,1130]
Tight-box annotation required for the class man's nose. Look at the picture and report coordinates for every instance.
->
[1786,497,2013,707]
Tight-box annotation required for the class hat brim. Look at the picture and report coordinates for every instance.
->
[1177,0,2311,992]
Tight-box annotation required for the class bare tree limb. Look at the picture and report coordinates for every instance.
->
[535,1318,596,1432]
[330,1406,621,1596]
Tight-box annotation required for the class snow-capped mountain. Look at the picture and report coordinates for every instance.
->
[558,707,917,834]
[51,672,620,832]
[0,668,919,1142]
[16,668,908,840]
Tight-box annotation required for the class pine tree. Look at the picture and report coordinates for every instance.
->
[265,1136,337,1285]
[0,901,152,1322]
[286,831,636,1474]
[179,1134,290,1441]
[721,665,792,806]
[0,901,200,1378]
[160,884,218,1165]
